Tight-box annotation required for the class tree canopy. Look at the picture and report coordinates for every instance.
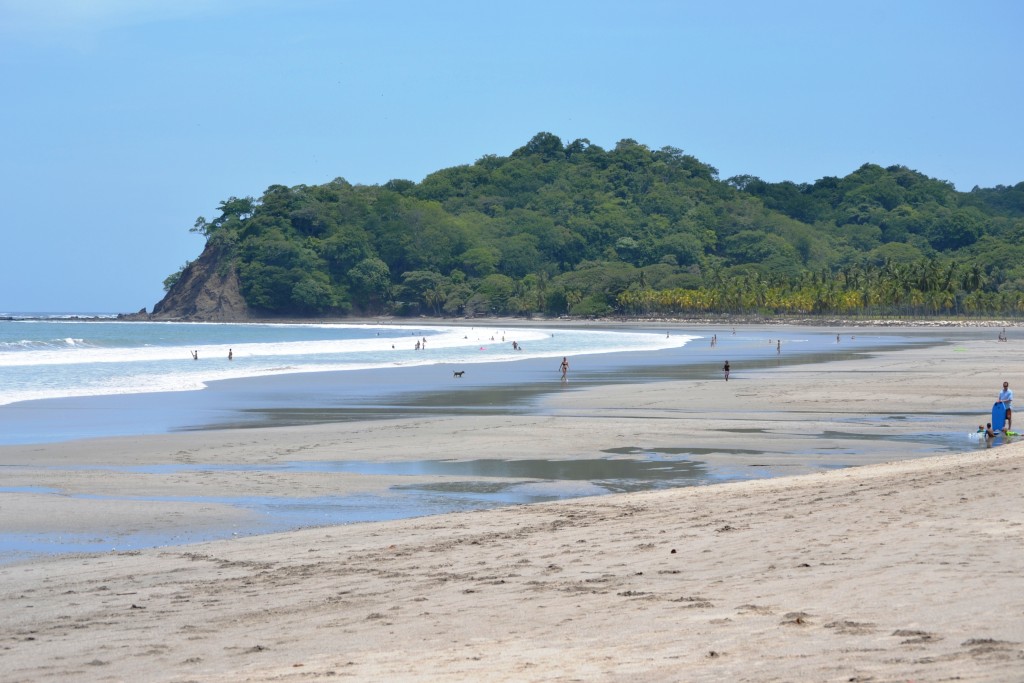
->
[172,132,1024,319]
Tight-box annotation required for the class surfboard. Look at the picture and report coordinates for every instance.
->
[992,401,1007,432]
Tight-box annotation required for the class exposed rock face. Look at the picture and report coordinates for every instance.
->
[151,243,251,321]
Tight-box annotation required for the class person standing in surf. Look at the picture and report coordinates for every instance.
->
[999,381,1013,430]
[723,360,730,381]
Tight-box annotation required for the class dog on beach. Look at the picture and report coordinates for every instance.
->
[453,370,465,378]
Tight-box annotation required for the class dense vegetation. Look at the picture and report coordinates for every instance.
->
[172,132,1024,318]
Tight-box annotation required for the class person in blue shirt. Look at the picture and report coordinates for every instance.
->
[999,381,1013,431]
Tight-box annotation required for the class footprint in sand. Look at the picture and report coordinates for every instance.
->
[892,629,941,644]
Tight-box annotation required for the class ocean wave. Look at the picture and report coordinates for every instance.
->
[0,322,695,406]
[0,327,685,368]
[0,337,95,353]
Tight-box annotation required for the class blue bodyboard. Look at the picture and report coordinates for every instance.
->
[992,401,1007,432]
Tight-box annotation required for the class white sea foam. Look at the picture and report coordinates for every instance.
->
[0,321,695,406]
[0,326,549,367]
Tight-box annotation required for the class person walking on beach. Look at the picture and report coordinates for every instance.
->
[999,381,1013,430]
[723,360,730,381]
[559,357,570,381]
[228,348,233,361]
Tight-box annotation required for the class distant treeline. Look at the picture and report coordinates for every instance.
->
[170,132,1024,318]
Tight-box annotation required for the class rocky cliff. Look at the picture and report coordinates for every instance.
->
[148,243,250,321]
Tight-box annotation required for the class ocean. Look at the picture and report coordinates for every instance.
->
[0,315,927,445]
[0,315,690,405]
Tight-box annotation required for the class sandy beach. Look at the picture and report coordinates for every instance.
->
[1,327,1023,681]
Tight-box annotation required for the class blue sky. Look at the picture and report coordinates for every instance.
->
[1,0,1021,313]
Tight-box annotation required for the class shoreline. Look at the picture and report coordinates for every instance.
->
[1,326,1023,680]
[0,328,999,549]
[0,324,936,446]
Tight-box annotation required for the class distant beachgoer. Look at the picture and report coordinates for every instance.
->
[777,340,781,355]
[191,350,198,360]
[228,348,233,360]
[559,357,570,381]
[836,334,841,343]
[723,360,730,381]
[1000,381,1013,430]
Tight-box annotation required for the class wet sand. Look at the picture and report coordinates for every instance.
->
[1,327,1023,681]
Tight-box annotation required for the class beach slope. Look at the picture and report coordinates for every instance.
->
[1,445,1022,682]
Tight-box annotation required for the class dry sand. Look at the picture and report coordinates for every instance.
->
[1,330,1023,681]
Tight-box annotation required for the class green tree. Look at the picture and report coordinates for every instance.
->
[349,258,392,313]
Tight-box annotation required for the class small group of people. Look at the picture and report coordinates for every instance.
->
[978,380,1015,444]
[190,348,233,360]
[978,423,1003,440]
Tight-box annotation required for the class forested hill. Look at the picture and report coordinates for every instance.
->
[152,132,1024,321]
